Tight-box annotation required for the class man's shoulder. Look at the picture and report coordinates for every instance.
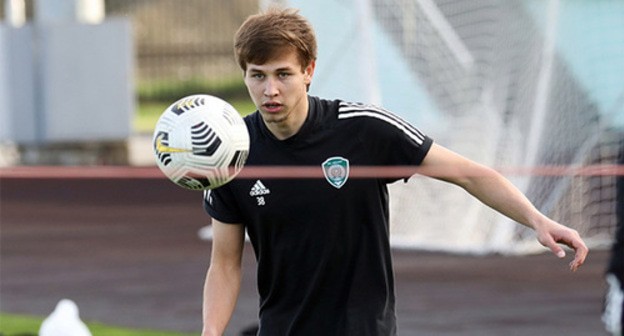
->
[311,96,382,125]
[243,111,264,138]
[335,100,430,146]
[309,95,340,117]
[335,100,400,130]
[243,110,260,127]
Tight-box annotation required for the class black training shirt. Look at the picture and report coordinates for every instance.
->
[204,96,433,336]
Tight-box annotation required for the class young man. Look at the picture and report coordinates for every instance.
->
[202,7,588,336]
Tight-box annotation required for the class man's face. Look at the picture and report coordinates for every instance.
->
[244,49,315,139]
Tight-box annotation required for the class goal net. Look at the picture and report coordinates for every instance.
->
[384,0,623,254]
[291,0,624,254]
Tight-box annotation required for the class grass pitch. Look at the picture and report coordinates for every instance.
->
[0,313,196,336]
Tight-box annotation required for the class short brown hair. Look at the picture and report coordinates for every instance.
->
[234,7,317,72]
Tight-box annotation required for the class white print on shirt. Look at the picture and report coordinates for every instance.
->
[250,180,271,196]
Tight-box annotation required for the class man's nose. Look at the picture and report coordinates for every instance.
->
[263,78,279,97]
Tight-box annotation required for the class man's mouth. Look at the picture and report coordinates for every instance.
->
[263,102,283,113]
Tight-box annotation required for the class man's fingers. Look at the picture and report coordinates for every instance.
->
[539,234,566,258]
[569,243,589,272]
[539,230,589,272]
[549,242,566,259]
[562,230,589,272]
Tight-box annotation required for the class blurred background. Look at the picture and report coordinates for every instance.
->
[0,0,258,167]
[0,0,622,335]
[2,0,620,253]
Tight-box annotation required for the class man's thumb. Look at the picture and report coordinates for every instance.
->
[540,234,566,258]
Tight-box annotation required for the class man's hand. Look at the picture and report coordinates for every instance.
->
[535,219,589,272]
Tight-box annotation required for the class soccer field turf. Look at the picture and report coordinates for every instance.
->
[0,313,197,336]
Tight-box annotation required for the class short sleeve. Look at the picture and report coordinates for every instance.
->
[203,184,243,224]
[345,104,433,181]
[338,101,433,172]
[383,126,433,183]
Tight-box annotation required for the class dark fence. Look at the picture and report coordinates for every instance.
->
[106,0,258,101]
[1,0,259,101]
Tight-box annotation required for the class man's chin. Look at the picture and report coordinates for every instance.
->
[260,112,288,124]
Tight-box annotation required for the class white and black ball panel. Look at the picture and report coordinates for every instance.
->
[152,94,250,190]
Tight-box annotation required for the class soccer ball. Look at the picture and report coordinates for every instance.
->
[153,94,250,190]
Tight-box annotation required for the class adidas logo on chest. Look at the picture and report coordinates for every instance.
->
[249,180,271,196]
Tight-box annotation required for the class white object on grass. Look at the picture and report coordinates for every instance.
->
[39,299,92,336]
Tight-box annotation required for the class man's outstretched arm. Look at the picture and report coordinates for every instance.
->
[420,143,589,271]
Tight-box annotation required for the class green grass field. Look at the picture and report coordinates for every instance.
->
[0,313,196,336]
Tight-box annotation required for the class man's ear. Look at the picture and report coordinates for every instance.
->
[304,60,316,85]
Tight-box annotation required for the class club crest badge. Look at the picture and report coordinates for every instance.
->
[322,156,350,189]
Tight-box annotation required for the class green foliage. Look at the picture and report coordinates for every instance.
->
[137,77,248,103]
[134,99,257,134]
[0,313,196,336]
[133,75,257,133]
